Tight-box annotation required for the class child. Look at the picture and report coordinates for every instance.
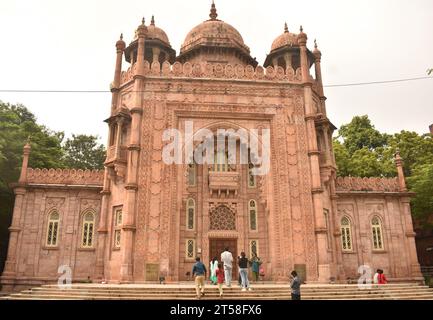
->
[216,262,225,298]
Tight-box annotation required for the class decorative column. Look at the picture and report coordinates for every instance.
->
[119,19,146,283]
[298,27,330,282]
[395,151,422,279]
[1,142,30,279]
[395,150,407,192]
[111,34,126,115]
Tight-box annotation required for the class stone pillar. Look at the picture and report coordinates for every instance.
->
[401,197,423,279]
[284,52,292,71]
[298,27,330,282]
[95,170,111,280]
[272,57,279,68]
[152,47,161,65]
[111,34,126,115]
[2,142,30,279]
[119,20,146,283]
[395,150,407,192]
[115,118,124,158]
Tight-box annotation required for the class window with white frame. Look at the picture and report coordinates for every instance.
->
[81,211,95,248]
[340,216,353,252]
[186,198,195,230]
[248,200,258,231]
[371,216,384,250]
[46,210,60,247]
[113,207,122,248]
[324,209,331,250]
[186,239,195,259]
[249,240,259,257]
[248,163,256,188]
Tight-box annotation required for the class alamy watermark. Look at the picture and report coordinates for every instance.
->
[162,121,271,175]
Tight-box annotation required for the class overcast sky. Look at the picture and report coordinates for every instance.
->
[0,0,432,144]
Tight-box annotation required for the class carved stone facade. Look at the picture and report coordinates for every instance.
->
[1,4,422,290]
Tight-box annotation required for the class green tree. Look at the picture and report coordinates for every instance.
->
[407,164,433,224]
[63,134,106,170]
[338,115,389,155]
[334,115,433,229]
[0,101,65,274]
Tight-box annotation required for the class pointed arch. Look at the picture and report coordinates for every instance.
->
[340,216,353,252]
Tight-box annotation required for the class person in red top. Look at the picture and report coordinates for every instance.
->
[215,262,225,298]
[378,269,388,284]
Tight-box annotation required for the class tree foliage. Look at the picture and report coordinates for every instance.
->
[334,115,433,225]
[63,134,106,170]
[0,101,106,274]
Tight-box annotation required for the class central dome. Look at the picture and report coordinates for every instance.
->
[177,2,257,66]
[180,19,249,54]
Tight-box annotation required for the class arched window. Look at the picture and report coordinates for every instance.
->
[46,211,60,247]
[340,216,353,252]
[248,163,256,188]
[214,149,228,172]
[81,211,95,248]
[113,208,122,248]
[248,200,258,231]
[186,198,195,230]
[371,216,384,250]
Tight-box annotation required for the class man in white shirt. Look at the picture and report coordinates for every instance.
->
[220,247,233,287]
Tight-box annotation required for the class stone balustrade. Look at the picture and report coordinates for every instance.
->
[208,171,240,195]
[120,61,316,85]
[335,176,400,192]
[26,168,104,186]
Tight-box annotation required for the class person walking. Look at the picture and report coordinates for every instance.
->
[238,252,252,291]
[192,257,207,299]
[289,270,301,300]
[251,253,261,282]
[210,257,218,285]
[216,262,225,298]
[221,247,233,287]
[378,269,388,284]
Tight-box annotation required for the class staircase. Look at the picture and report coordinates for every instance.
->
[2,283,433,300]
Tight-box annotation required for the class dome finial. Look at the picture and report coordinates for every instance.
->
[314,39,317,49]
[300,25,303,33]
[284,22,289,33]
[142,17,145,25]
[151,15,155,26]
[120,33,123,40]
[209,0,218,20]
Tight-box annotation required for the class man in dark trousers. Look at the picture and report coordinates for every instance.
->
[192,257,207,299]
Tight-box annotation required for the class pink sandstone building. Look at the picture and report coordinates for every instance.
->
[1,3,423,290]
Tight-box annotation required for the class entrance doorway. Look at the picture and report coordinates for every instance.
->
[209,238,238,280]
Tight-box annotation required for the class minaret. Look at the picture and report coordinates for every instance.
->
[395,149,407,192]
[298,26,330,282]
[111,34,126,114]
[18,139,31,184]
[2,141,31,278]
[119,18,147,282]
[313,39,324,98]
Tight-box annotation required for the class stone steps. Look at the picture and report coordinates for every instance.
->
[2,283,433,300]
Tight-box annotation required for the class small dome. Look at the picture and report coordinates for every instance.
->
[133,16,171,47]
[271,24,298,52]
[147,16,170,46]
